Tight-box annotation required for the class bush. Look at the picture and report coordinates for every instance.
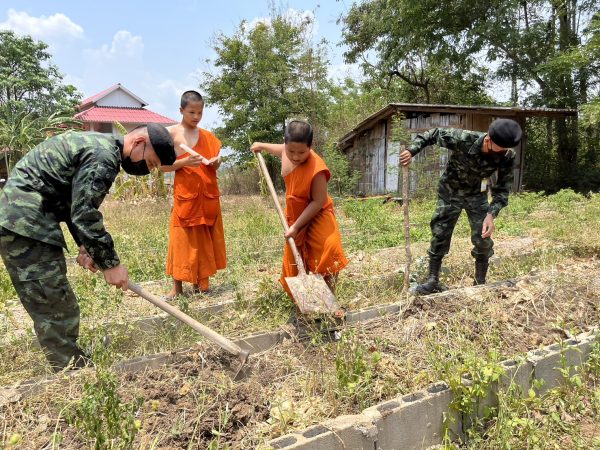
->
[219,162,262,195]
[323,145,360,197]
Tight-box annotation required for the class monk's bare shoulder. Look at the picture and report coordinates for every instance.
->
[281,150,297,177]
[168,124,186,156]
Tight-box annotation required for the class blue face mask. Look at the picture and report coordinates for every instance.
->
[121,142,150,176]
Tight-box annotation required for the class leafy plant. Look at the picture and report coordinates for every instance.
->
[334,329,381,406]
[0,104,80,171]
[323,144,360,197]
[207,403,232,450]
[70,366,143,450]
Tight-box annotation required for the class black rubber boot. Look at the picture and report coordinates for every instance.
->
[414,258,446,295]
[474,258,489,285]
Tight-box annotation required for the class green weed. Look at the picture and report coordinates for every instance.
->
[69,366,143,449]
[334,329,381,408]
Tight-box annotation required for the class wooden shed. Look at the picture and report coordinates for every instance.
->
[338,103,578,195]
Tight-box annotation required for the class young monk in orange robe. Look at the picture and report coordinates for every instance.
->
[251,120,348,298]
[160,90,226,298]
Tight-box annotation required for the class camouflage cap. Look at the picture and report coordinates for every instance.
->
[488,119,522,148]
[147,123,176,165]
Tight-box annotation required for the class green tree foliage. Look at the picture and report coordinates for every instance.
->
[576,13,600,127]
[341,0,599,187]
[0,31,81,116]
[0,106,79,167]
[340,1,492,105]
[201,10,332,163]
[0,31,81,170]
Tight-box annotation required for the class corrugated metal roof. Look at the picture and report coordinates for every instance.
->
[338,103,579,149]
[74,106,176,124]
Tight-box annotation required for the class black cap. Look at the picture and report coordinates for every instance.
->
[488,119,522,148]
[147,123,176,165]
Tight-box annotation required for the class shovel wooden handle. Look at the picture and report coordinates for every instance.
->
[255,152,307,276]
[127,281,244,357]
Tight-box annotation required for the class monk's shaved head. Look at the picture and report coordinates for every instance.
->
[181,90,204,108]
[284,120,313,147]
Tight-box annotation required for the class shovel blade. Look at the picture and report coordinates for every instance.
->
[285,273,340,315]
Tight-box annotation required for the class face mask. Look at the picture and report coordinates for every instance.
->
[121,141,150,176]
[121,157,150,176]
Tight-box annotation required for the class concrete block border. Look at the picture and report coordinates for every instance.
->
[269,329,598,450]
[0,273,544,408]
[0,329,290,407]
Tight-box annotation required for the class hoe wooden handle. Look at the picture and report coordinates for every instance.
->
[255,152,307,276]
[127,281,244,357]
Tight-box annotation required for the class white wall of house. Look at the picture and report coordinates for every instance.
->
[97,90,144,108]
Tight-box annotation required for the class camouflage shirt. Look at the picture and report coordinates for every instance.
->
[409,128,515,217]
[0,131,122,270]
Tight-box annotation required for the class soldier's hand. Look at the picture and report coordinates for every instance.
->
[482,214,495,238]
[400,150,413,166]
[104,264,129,291]
[76,246,98,273]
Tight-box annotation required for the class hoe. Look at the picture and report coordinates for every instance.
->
[127,281,250,379]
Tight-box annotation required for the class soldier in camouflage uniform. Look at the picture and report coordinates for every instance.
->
[399,118,522,295]
[0,124,175,371]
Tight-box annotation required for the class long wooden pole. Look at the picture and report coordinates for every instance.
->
[401,146,412,293]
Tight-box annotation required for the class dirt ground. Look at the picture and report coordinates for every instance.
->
[2,256,599,449]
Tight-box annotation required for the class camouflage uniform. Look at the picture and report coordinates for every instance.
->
[409,128,515,262]
[0,131,122,371]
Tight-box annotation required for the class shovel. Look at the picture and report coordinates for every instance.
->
[255,152,342,316]
[127,281,250,379]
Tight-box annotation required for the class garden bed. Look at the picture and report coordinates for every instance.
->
[2,258,599,449]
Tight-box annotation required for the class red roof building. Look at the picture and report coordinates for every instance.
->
[75,83,177,134]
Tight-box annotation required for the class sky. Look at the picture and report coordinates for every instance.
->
[0,1,511,129]
[0,1,363,129]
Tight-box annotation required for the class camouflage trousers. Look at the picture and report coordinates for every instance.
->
[427,189,494,262]
[0,227,85,372]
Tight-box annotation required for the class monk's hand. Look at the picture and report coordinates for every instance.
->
[482,214,495,239]
[103,264,129,291]
[400,150,413,166]
[285,224,299,240]
[76,246,98,273]
[250,142,263,153]
[185,155,204,167]
[207,156,220,168]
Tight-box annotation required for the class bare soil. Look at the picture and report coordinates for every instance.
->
[2,257,599,449]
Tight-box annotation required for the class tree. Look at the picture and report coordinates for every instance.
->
[340,1,492,105]
[341,0,599,184]
[573,12,600,127]
[0,31,81,116]
[0,31,82,170]
[201,10,333,164]
[0,104,79,173]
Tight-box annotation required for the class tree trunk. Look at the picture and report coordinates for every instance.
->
[552,0,579,184]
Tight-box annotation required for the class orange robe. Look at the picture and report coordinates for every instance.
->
[280,150,348,296]
[166,129,226,289]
